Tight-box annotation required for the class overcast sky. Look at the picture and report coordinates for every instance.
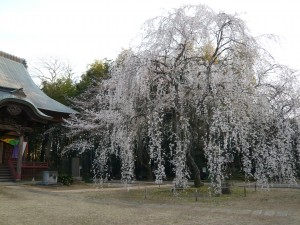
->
[1,0,299,81]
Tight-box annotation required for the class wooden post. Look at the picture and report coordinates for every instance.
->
[0,142,3,164]
[144,187,147,199]
[16,135,24,181]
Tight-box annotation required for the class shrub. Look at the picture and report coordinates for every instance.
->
[58,174,74,186]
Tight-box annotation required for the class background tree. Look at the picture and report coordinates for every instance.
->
[29,57,110,172]
[31,57,77,106]
[31,57,111,104]
[41,75,77,106]
[31,57,72,84]
[76,59,111,95]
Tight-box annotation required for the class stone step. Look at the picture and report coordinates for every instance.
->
[0,178,14,182]
[0,166,13,182]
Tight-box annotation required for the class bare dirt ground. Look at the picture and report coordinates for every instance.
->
[0,182,299,225]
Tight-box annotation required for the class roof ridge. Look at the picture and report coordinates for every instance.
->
[0,51,28,68]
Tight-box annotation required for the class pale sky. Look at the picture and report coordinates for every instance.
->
[1,0,299,82]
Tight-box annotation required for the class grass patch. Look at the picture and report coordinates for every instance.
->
[87,185,255,205]
[1,183,299,225]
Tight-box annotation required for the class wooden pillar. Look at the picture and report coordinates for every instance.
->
[0,142,3,165]
[16,135,24,181]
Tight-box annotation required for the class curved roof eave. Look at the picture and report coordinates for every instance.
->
[0,96,53,121]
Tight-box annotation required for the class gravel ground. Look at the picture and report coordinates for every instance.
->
[0,182,299,225]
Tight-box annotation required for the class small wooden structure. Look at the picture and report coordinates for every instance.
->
[0,51,76,181]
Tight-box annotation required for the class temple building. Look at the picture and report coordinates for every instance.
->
[0,51,76,181]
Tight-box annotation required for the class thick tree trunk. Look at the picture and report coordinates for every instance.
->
[146,163,153,180]
[187,151,203,187]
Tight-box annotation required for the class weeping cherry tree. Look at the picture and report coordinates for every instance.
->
[64,4,300,194]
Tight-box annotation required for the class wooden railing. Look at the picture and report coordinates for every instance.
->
[20,161,48,168]
[8,160,49,180]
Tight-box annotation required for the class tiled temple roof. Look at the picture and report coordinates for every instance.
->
[0,51,76,119]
